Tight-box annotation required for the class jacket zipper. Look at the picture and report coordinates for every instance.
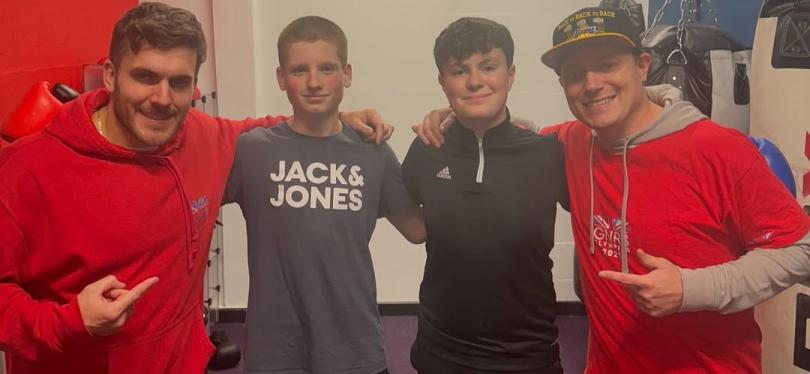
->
[476,135,484,183]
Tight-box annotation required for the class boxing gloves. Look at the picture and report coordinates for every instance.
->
[750,137,798,197]
[0,81,79,141]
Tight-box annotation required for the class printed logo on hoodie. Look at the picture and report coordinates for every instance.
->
[593,214,629,259]
[191,195,210,230]
[269,160,365,211]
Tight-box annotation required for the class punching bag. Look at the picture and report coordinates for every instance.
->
[643,25,753,134]
[750,1,810,373]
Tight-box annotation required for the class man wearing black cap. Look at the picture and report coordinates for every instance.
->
[542,6,809,374]
[414,6,810,374]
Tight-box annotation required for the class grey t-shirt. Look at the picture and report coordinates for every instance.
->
[224,122,413,374]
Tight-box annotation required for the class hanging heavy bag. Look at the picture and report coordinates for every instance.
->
[599,0,646,35]
[642,0,753,134]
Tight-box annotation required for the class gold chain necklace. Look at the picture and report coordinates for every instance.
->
[92,107,105,136]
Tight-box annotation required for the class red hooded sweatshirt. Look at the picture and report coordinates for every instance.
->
[0,89,284,373]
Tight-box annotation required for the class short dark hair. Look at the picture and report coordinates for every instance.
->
[433,17,514,71]
[277,16,348,67]
[109,2,207,75]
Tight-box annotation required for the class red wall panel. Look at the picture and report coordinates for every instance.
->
[0,0,138,126]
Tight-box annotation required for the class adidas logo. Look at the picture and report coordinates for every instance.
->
[435,166,451,180]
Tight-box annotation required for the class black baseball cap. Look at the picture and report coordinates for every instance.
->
[541,7,641,70]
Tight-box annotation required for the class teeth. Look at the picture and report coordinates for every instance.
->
[588,97,613,107]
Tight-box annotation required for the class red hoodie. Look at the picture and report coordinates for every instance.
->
[0,89,284,374]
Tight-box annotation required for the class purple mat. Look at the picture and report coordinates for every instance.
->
[209,315,587,374]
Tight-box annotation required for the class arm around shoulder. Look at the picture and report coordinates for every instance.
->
[387,206,426,244]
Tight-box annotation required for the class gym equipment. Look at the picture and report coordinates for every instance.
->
[750,1,810,373]
[198,93,242,371]
[750,137,798,197]
[643,0,752,134]
[1,82,79,141]
[208,331,241,370]
[599,0,646,36]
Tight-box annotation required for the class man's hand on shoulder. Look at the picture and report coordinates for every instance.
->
[341,109,393,144]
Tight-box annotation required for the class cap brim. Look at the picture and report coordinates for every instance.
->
[541,33,637,70]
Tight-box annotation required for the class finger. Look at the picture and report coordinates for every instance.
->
[364,110,385,142]
[635,249,672,270]
[89,275,126,293]
[599,270,645,286]
[111,277,159,311]
[375,122,393,144]
[106,289,128,300]
[421,113,441,147]
[412,123,430,146]
[345,112,374,138]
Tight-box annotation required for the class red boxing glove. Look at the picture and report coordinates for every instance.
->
[0,81,63,141]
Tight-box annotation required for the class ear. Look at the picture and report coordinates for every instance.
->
[103,60,116,91]
[276,66,286,91]
[343,63,352,88]
[637,52,653,82]
[438,73,448,94]
[507,64,516,91]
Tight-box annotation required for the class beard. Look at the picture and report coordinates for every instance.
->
[109,84,188,151]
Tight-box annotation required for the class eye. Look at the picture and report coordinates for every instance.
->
[482,64,497,72]
[449,67,466,76]
[289,67,307,76]
[169,77,193,90]
[562,69,585,83]
[600,61,618,72]
[320,65,338,74]
[132,71,159,84]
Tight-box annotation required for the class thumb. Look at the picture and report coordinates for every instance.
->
[635,249,672,270]
[438,112,455,133]
[342,111,373,137]
[90,275,126,293]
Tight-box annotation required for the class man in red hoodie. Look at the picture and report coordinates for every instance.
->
[0,3,389,374]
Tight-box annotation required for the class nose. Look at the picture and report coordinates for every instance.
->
[306,70,322,90]
[150,80,172,107]
[583,70,603,93]
[466,70,483,91]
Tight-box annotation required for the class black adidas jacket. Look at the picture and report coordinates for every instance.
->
[402,116,569,372]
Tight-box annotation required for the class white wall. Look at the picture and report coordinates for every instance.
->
[212,0,649,307]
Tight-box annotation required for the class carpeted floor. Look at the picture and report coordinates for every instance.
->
[208,315,588,374]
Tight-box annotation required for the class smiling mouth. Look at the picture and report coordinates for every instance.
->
[464,94,491,101]
[585,96,615,107]
[142,112,173,121]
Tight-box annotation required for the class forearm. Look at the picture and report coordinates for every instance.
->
[680,231,810,314]
[387,206,426,244]
[0,285,88,360]
[0,205,89,359]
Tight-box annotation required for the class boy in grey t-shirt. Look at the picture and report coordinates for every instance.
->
[224,16,425,374]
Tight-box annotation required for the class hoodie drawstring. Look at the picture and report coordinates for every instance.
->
[589,136,596,256]
[163,157,200,272]
[620,139,632,273]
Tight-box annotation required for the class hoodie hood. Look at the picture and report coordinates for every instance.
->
[587,84,706,272]
[45,88,199,271]
[45,88,185,160]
